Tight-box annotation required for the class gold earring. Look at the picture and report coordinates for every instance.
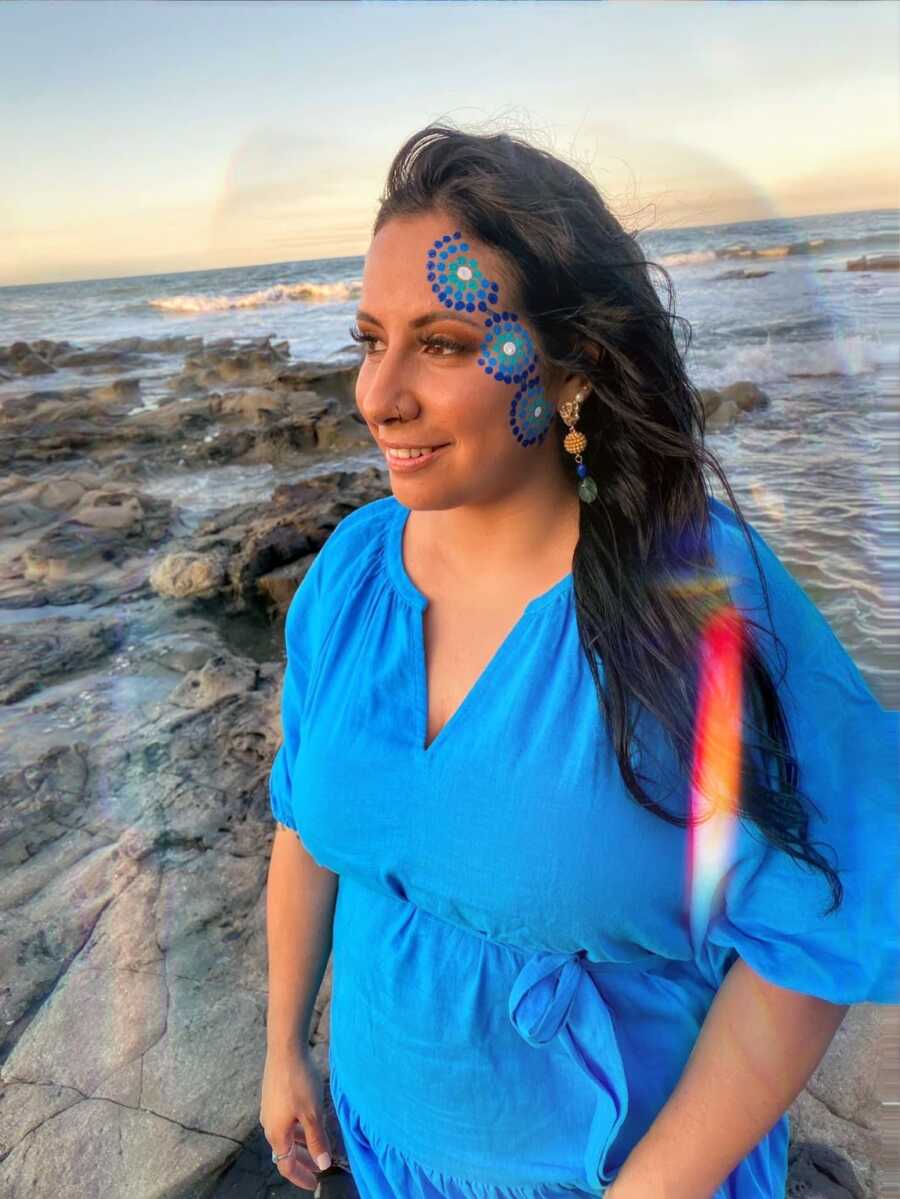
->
[558,385,598,503]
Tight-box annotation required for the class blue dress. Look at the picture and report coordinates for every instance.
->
[269,493,899,1199]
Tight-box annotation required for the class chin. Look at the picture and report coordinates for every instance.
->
[387,478,465,512]
[391,490,457,513]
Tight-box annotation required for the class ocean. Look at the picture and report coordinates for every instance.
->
[1,205,898,703]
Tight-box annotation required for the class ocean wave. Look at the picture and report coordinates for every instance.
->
[656,249,720,267]
[713,331,888,383]
[658,232,897,270]
[148,279,362,313]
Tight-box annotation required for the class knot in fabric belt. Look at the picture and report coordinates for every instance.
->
[507,949,629,1190]
[507,949,587,1045]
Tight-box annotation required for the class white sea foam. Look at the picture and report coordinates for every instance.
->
[149,279,362,313]
[658,249,719,267]
[658,231,900,272]
[704,332,887,387]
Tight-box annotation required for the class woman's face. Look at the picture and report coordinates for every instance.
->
[353,211,566,510]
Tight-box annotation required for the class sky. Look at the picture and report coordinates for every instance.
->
[2,0,898,286]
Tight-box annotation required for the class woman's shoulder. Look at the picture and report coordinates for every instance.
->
[283,492,400,651]
[706,492,800,613]
[316,493,400,575]
[705,493,882,705]
[288,494,399,612]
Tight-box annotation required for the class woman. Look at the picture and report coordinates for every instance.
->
[259,125,898,1198]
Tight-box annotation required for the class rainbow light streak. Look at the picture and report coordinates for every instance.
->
[686,604,748,950]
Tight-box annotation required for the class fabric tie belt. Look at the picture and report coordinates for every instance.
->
[508,949,630,1191]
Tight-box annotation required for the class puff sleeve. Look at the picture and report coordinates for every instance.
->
[268,547,328,833]
[700,499,900,1004]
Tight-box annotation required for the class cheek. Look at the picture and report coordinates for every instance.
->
[474,321,555,448]
[452,373,511,437]
[355,360,377,408]
[452,369,553,453]
[461,371,555,452]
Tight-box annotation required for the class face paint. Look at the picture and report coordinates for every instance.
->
[479,311,537,383]
[426,229,556,447]
[510,375,555,447]
[426,231,499,311]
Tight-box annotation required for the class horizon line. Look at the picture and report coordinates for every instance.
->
[2,203,894,292]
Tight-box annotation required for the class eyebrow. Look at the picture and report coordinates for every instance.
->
[355,308,483,331]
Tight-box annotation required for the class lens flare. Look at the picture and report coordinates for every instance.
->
[686,603,747,949]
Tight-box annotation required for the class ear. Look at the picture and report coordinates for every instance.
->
[581,341,603,368]
[554,375,593,427]
[557,342,602,392]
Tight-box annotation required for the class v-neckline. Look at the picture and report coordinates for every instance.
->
[385,500,574,757]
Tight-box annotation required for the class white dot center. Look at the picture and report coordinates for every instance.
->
[534,406,542,416]
[457,265,473,281]
[502,340,517,356]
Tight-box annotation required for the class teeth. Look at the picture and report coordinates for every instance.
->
[387,446,436,459]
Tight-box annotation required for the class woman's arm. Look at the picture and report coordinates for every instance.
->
[607,956,850,1199]
[265,823,339,1052]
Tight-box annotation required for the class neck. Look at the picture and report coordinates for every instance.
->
[414,472,581,593]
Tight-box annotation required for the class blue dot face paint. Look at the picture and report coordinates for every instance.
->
[425,231,499,311]
[510,375,554,445]
[479,312,537,384]
[425,230,556,447]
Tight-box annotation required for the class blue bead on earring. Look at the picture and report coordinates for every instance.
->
[558,386,599,502]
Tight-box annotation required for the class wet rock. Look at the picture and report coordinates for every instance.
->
[93,334,205,355]
[149,548,229,600]
[167,651,259,711]
[273,361,360,408]
[720,381,769,412]
[170,339,293,393]
[697,381,769,430]
[713,268,774,281]
[0,502,57,537]
[0,618,124,704]
[0,479,173,607]
[0,340,78,378]
[67,487,146,531]
[787,1140,864,1197]
[256,553,317,619]
[52,347,146,372]
[846,253,898,272]
[0,350,366,472]
[15,351,55,376]
[29,338,76,362]
[0,578,354,1196]
[148,467,389,615]
[786,1004,889,1198]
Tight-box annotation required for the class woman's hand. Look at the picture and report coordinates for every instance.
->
[260,1041,333,1191]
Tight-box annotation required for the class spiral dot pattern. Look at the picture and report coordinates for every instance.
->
[509,376,555,446]
[425,232,499,311]
[478,314,536,383]
[425,229,546,447]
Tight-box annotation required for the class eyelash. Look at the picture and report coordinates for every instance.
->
[348,325,467,357]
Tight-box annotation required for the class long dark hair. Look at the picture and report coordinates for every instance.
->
[371,123,842,915]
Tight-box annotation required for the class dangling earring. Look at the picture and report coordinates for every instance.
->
[558,385,598,503]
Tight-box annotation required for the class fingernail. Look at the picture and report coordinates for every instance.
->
[316,1151,332,1171]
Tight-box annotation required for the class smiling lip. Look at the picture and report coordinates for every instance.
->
[383,444,450,472]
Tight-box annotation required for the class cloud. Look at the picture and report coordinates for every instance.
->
[210,126,380,254]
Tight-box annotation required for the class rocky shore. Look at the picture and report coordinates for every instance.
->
[0,335,882,1198]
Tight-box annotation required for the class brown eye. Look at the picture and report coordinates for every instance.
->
[349,325,381,353]
[421,335,466,355]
